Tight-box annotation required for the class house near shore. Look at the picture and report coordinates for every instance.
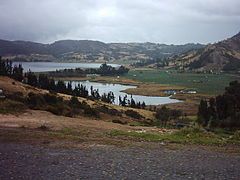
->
[180,89,197,94]
[164,90,177,95]
[86,74,100,78]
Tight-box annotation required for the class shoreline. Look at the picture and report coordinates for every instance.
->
[54,76,185,98]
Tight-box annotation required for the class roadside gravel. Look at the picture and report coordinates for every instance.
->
[0,142,240,179]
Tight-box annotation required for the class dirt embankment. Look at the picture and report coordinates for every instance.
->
[0,109,171,144]
[0,76,48,96]
[0,76,155,120]
[0,110,139,131]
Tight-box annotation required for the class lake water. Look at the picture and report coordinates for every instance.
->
[68,80,181,105]
[13,62,120,72]
[12,62,181,105]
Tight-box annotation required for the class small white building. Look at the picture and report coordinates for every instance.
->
[180,89,197,94]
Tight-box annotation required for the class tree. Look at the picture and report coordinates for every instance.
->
[56,80,67,93]
[155,106,170,126]
[141,101,146,109]
[38,74,50,89]
[197,81,240,128]
[12,64,23,81]
[197,99,209,126]
[26,71,38,87]
[67,82,72,94]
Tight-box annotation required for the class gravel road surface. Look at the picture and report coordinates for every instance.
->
[0,142,240,179]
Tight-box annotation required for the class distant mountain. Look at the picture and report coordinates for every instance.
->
[49,40,109,56]
[0,40,48,55]
[0,39,204,63]
[171,32,240,71]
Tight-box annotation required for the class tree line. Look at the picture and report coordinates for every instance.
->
[25,72,146,108]
[50,62,129,77]
[0,57,145,109]
[0,58,24,81]
[119,95,146,109]
[197,81,240,129]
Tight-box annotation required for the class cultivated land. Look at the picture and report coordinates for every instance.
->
[54,68,240,115]
[124,69,240,95]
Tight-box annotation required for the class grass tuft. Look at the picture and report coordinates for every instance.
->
[108,126,239,145]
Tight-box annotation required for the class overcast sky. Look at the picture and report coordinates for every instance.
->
[0,0,240,44]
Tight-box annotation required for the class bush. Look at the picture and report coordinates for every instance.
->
[69,96,81,108]
[46,103,72,117]
[0,99,26,114]
[112,119,127,125]
[6,92,25,103]
[43,93,63,105]
[83,105,100,117]
[155,106,182,126]
[95,105,121,116]
[27,93,46,108]
[231,130,240,141]
[125,110,143,119]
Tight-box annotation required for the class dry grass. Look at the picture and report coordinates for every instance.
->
[0,109,170,134]
[0,76,48,96]
[0,76,155,121]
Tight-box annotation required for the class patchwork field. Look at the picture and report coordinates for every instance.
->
[125,69,240,95]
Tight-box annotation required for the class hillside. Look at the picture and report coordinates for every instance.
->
[171,32,240,72]
[0,39,204,63]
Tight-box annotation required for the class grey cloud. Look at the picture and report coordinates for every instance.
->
[0,0,239,44]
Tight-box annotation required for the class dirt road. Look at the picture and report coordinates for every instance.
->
[0,142,239,179]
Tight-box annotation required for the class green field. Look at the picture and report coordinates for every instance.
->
[124,69,240,95]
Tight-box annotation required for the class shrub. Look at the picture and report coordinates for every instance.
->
[95,105,121,116]
[69,96,81,108]
[6,92,25,103]
[27,93,46,108]
[0,99,26,114]
[112,119,127,125]
[46,103,72,117]
[231,130,240,141]
[125,110,143,119]
[83,106,100,117]
[43,93,63,105]
[155,106,182,126]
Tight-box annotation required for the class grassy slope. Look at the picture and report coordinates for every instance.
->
[0,76,239,147]
[109,127,240,146]
[125,69,240,95]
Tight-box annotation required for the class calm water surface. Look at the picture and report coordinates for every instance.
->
[13,62,120,72]
[68,81,181,105]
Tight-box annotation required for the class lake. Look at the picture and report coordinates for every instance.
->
[13,62,181,105]
[68,80,181,105]
[13,62,120,72]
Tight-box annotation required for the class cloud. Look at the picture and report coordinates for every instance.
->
[0,0,239,44]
